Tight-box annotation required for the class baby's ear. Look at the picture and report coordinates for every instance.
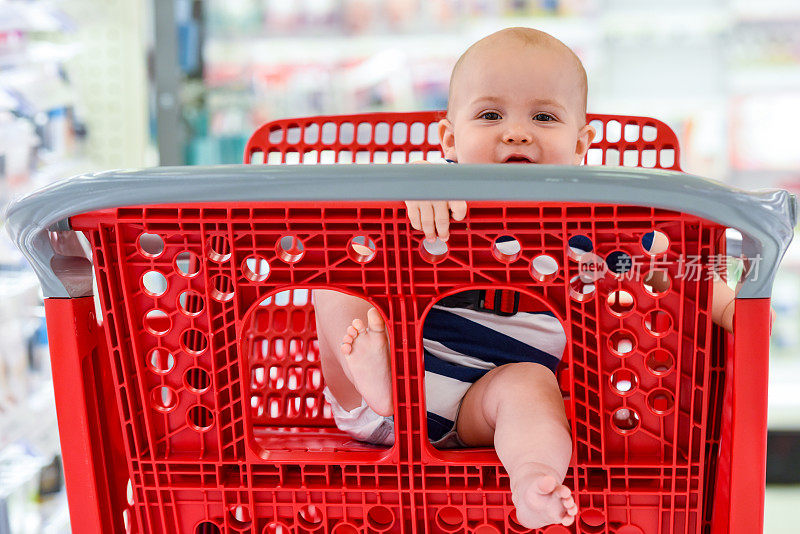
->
[438,118,457,162]
[574,123,596,164]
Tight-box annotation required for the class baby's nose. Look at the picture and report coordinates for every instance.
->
[502,127,532,144]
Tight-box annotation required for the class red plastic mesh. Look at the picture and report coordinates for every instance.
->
[73,200,726,534]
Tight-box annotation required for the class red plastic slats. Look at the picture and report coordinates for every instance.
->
[244,111,682,171]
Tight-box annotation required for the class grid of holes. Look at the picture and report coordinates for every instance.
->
[235,227,681,434]
[141,221,683,440]
[193,503,397,534]
[584,118,678,169]
[565,230,678,437]
[250,120,444,165]
[249,289,328,425]
[247,114,680,170]
[138,232,215,433]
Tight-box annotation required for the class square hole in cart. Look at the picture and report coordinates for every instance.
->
[245,288,395,458]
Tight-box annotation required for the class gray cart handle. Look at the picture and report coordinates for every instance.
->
[4,164,796,300]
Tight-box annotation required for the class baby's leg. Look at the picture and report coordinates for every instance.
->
[456,362,577,529]
[313,290,393,416]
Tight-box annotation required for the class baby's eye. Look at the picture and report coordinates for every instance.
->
[533,113,556,122]
[480,111,502,120]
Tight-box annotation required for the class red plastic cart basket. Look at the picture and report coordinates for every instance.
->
[4,112,795,534]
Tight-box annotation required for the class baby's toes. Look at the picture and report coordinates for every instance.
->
[340,336,354,355]
[534,474,558,495]
[351,318,367,334]
[561,495,575,511]
[346,325,359,339]
[561,513,576,527]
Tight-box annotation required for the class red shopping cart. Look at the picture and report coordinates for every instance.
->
[4,111,794,534]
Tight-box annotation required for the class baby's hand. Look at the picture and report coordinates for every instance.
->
[405,200,467,242]
[405,160,466,242]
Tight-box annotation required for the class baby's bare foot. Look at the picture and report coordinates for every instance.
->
[510,463,578,529]
[340,307,393,416]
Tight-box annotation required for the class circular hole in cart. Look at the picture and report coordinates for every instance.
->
[184,367,211,394]
[210,274,234,302]
[419,238,448,263]
[142,270,168,297]
[331,523,359,534]
[645,349,675,376]
[207,235,231,263]
[243,255,271,282]
[642,230,669,255]
[181,328,208,356]
[606,250,633,276]
[276,235,305,263]
[643,270,670,297]
[644,309,672,337]
[436,506,464,532]
[647,388,675,416]
[227,505,252,531]
[530,254,559,282]
[569,274,595,302]
[610,368,639,396]
[178,290,205,317]
[298,504,323,528]
[262,522,291,534]
[138,233,164,258]
[195,521,221,534]
[348,235,377,263]
[567,234,593,260]
[611,407,640,435]
[150,386,177,413]
[147,348,175,374]
[175,251,201,278]
[144,309,171,336]
[492,235,521,263]
[606,290,634,316]
[367,505,395,531]
[187,405,214,432]
[578,508,606,532]
[608,329,636,357]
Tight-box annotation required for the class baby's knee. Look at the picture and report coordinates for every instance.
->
[492,362,555,389]
[482,362,561,408]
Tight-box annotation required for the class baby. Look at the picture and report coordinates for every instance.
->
[313,27,739,529]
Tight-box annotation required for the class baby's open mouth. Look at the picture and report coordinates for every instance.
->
[503,155,534,163]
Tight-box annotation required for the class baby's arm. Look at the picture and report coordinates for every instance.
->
[711,275,736,333]
[405,160,466,242]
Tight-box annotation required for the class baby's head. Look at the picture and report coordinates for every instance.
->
[439,27,595,165]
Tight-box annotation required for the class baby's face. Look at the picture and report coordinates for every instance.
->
[439,42,594,165]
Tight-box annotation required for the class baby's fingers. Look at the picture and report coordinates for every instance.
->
[405,201,422,231]
[449,201,467,221]
[433,201,451,241]
[417,203,437,241]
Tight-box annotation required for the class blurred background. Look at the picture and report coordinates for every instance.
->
[0,0,798,531]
